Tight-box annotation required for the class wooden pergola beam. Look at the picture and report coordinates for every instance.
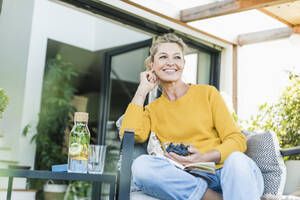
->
[120,0,235,45]
[258,8,294,27]
[293,25,300,34]
[237,27,292,46]
[180,0,296,22]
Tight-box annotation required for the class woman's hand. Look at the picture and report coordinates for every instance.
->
[131,70,158,106]
[164,147,221,165]
[164,146,206,166]
[138,70,158,95]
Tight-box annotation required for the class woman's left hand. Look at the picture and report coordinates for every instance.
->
[164,146,206,166]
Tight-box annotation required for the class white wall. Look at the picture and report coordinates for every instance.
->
[237,37,300,121]
[94,17,150,50]
[0,0,36,162]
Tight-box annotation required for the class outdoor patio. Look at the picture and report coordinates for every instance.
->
[0,0,299,199]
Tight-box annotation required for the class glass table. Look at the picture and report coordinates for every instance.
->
[0,169,116,200]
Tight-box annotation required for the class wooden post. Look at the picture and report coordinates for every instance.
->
[233,45,238,114]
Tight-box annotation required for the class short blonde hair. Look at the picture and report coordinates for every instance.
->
[144,33,187,70]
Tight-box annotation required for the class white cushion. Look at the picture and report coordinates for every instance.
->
[130,191,160,200]
[281,195,300,200]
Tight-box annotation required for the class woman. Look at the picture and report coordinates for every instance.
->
[120,33,264,200]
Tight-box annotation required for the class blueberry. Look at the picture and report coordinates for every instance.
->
[166,143,190,156]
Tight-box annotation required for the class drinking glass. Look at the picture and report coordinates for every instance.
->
[88,145,106,174]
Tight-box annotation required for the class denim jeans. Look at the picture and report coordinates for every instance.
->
[131,151,264,200]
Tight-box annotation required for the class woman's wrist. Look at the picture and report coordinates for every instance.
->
[136,86,148,97]
[203,150,221,163]
[131,87,148,106]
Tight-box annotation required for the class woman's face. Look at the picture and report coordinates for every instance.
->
[151,43,185,83]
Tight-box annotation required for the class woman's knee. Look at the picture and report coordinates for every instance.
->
[132,155,151,176]
[222,151,262,178]
[223,152,250,168]
[221,152,264,196]
[131,155,167,184]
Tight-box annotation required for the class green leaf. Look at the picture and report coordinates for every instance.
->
[0,89,9,119]
[22,124,31,137]
[56,54,62,61]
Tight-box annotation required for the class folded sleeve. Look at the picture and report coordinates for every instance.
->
[209,86,247,163]
[120,103,151,143]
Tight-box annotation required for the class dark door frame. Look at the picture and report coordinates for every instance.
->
[0,0,2,14]
[92,39,152,200]
[97,39,153,145]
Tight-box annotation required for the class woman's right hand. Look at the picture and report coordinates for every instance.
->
[138,70,158,95]
[131,70,158,106]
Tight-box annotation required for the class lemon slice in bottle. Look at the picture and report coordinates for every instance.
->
[69,143,82,156]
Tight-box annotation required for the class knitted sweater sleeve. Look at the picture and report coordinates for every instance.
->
[120,103,151,143]
[209,86,247,163]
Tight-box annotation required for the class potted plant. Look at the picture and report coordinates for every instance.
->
[43,180,68,200]
[34,54,78,170]
[0,88,9,119]
[64,181,92,200]
[26,54,78,199]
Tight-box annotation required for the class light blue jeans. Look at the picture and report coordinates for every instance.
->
[131,152,264,200]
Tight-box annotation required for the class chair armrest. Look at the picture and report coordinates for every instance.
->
[116,130,135,200]
[280,146,300,157]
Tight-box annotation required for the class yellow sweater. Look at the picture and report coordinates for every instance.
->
[120,84,247,169]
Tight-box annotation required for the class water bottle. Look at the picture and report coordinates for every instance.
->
[67,112,90,173]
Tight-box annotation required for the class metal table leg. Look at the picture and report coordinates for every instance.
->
[92,182,101,200]
[109,182,115,200]
[6,176,13,200]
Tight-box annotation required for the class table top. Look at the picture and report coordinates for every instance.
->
[0,168,116,183]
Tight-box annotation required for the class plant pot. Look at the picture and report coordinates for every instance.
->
[43,181,68,200]
[283,160,300,195]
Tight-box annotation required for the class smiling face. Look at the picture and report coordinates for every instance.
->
[151,43,185,83]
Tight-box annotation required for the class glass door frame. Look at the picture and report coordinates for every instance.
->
[97,39,153,145]
[91,39,151,200]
